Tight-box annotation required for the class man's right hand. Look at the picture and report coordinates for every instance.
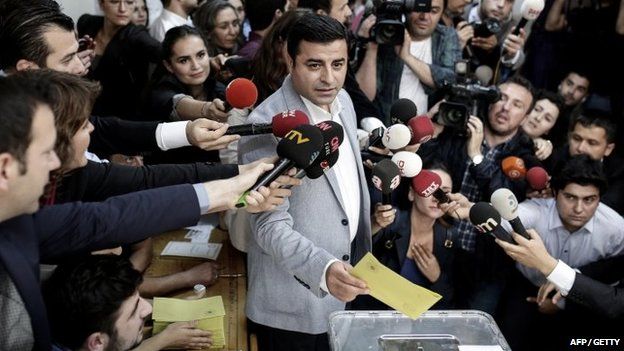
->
[186,118,240,151]
[326,261,369,302]
[455,21,474,49]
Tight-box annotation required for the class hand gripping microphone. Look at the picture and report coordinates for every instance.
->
[490,188,530,239]
[526,166,549,191]
[381,124,412,150]
[225,110,309,137]
[235,124,323,208]
[371,159,402,205]
[406,115,434,144]
[412,169,449,203]
[512,0,545,35]
[391,151,422,177]
[502,156,527,180]
[225,78,258,109]
[390,98,418,125]
[469,202,514,243]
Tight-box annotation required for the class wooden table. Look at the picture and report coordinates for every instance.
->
[146,226,249,351]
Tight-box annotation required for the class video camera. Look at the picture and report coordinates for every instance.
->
[470,18,501,38]
[436,60,500,135]
[369,0,432,45]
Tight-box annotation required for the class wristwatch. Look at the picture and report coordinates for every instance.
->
[471,154,484,166]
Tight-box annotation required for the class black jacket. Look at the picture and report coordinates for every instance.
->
[89,115,159,157]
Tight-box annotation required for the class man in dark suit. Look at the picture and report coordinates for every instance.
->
[0,74,283,350]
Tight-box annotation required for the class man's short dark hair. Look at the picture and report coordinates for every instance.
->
[0,74,52,173]
[0,0,75,70]
[500,75,536,113]
[43,256,143,350]
[551,154,608,195]
[571,111,617,144]
[298,0,332,14]
[535,89,565,116]
[245,0,286,31]
[287,13,347,61]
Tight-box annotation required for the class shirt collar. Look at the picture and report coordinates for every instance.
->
[300,95,343,124]
[162,9,190,23]
[548,200,596,234]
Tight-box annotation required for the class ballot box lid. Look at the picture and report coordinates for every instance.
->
[328,310,510,351]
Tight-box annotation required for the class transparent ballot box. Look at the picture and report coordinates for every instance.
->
[328,310,510,351]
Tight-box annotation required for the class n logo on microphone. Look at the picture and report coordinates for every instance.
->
[285,130,310,144]
[475,218,499,233]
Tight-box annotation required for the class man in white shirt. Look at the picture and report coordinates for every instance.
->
[149,0,197,42]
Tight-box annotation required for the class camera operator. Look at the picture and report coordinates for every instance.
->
[355,0,461,123]
[459,0,527,74]
[422,75,539,314]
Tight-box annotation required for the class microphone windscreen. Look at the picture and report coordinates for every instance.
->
[469,202,502,233]
[391,151,422,177]
[382,124,411,150]
[490,188,520,221]
[412,169,441,197]
[475,65,493,85]
[271,110,310,137]
[502,156,527,180]
[316,120,345,155]
[306,150,340,179]
[360,117,385,132]
[371,159,402,194]
[225,78,258,109]
[277,124,324,168]
[527,166,549,190]
[520,0,545,20]
[407,116,434,144]
[390,98,418,124]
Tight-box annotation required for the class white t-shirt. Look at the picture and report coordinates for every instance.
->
[398,38,433,116]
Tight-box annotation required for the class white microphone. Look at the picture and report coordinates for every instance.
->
[381,124,411,150]
[475,65,493,85]
[360,117,386,132]
[490,188,530,239]
[513,0,545,35]
[391,151,422,177]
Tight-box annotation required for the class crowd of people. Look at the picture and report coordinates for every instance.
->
[1,0,623,350]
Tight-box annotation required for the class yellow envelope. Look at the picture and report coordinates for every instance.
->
[351,252,441,319]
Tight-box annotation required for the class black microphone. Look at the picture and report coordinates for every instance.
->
[390,98,418,125]
[469,202,514,243]
[235,124,324,208]
[371,159,401,205]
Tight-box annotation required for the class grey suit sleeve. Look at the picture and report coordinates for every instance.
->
[239,133,336,298]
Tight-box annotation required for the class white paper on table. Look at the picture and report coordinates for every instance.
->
[160,241,222,260]
[184,228,211,243]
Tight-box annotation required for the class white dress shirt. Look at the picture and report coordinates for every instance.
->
[149,9,193,42]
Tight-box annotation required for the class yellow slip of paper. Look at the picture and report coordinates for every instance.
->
[152,296,225,348]
[351,252,441,319]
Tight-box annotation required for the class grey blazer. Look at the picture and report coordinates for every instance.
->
[238,76,372,334]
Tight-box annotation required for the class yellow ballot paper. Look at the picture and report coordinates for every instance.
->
[351,252,441,319]
[152,296,226,348]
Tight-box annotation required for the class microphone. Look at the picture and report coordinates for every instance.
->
[490,188,530,239]
[512,0,545,35]
[235,124,323,208]
[526,166,549,191]
[391,151,422,177]
[371,159,402,205]
[412,169,449,203]
[475,65,493,85]
[390,98,418,125]
[381,124,412,150]
[305,150,340,179]
[225,78,258,109]
[225,110,309,137]
[406,116,434,144]
[469,202,514,243]
[360,117,385,132]
[502,156,527,180]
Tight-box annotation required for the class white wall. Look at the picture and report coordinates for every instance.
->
[56,0,99,24]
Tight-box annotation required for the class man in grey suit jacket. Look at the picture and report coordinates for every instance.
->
[238,14,372,351]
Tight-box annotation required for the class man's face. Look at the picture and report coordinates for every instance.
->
[10,104,61,214]
[106,293,152,351]
[521,98,560,138]
[328,0,353,25]
[407,0,444,39]
[558,73,589,107]
[487,82,532,137]
[568,123,615,160]
[289,39,348,110]
[42,26,86,75]
[556,183,600,232]
[480,0,513,21]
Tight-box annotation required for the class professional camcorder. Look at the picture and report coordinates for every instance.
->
[369,0,432,45]
[436,61,500,135]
